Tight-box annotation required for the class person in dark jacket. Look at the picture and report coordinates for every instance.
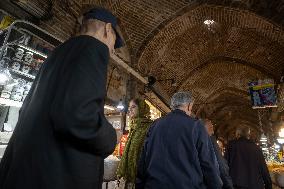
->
[225,127,272,189]
[0,7,123,189]
[136,92,222,189]
[204,119,234,189]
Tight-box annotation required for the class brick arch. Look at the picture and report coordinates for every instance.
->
[138,5,284,72]
[133,0,284,58]
[194,87,249,116]
[33,0,284,60]
[178,61,268,103]
[219,119,261,140]
[177,56,278,91]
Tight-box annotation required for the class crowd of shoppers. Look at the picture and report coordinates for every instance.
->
[0,6,273,189]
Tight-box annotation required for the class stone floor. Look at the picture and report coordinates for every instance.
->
[273,183,283,189]
[102,181,117,189]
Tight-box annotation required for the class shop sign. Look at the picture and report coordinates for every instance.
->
[249,80,277,109]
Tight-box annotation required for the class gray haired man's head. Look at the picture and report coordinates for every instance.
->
[236,127,250,139]
[171,91,194,110]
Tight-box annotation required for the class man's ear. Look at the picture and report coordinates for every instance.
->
[105,23,112,34]
[187,104,191,112]
[188,103,193,111]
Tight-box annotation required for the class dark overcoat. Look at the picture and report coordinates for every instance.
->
[0,35,117,189]
[225,137,272,189]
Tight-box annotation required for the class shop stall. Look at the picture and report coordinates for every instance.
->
[0,19,60,160]
[0,19,125,161]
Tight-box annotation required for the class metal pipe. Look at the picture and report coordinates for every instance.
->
[111,54,148,84]
[111,54,171,109]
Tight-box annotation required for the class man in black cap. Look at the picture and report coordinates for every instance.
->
[0,7,123,189]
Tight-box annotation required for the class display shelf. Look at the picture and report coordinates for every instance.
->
[0,97,23,107]
[9,69,35,80]
[16,44,48,59]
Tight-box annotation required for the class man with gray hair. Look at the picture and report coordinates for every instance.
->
[136,92,222,189]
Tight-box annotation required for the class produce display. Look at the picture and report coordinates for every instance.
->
[267,161,284,173]
[267,161,284,187]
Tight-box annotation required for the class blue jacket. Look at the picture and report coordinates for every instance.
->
[136,109,222,189]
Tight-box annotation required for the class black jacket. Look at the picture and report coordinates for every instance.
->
[210,136,234,189]
[0,35,117,189]
[225,137,272,189]
[136,110,222,189]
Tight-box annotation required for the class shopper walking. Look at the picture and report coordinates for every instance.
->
[0,7,123,189]
[136,92,222,189]
[225,127,272,189]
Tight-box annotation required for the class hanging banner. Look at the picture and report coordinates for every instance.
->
[249,80,277,109]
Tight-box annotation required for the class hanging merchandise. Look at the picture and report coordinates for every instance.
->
[11,61,21,71]
[22,82,31,101]
[249,79,277,109]
[21,65,30,74]
[10,79,25,101]
[0,20,60,107]
[23,51,33,65]
[13,47,25,62]
[10,85,24,101]
[1,46,14,67]
[1,84,13,99]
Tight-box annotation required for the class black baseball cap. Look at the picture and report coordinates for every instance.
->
[83,7,124,49]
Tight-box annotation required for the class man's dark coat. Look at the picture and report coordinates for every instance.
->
[0,35,116,189]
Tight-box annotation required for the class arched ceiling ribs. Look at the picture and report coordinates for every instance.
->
[214,112,259,131]
[178,56,278,91]
[218,118,261,135]
[136,3,284,61]
[195,87,250,115]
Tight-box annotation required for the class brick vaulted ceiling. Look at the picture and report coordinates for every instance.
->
[4,0,284,138]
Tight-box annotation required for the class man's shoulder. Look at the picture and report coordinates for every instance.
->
[59,35,104,50]
[230,138,257,146]
[227,139,238,146]
[157,112,201,129]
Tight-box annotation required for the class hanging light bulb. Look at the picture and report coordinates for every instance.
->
[117,99,124,110]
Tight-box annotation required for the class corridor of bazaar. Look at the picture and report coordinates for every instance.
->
[0,0,284,189]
